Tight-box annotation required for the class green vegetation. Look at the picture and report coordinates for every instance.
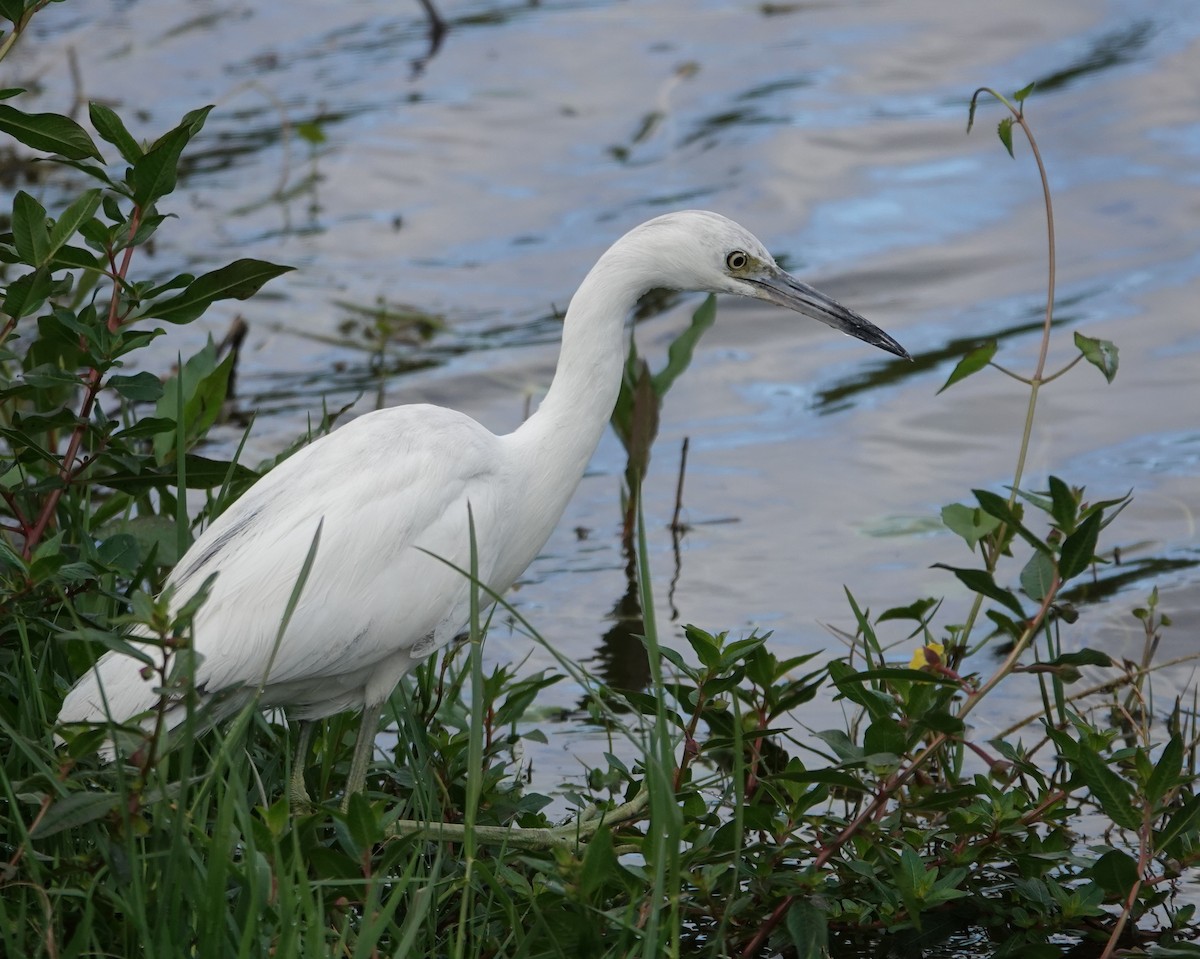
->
[0,6,1196,954]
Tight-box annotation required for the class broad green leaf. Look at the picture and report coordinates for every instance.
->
[578,826,620,902]
[88,101,143,163]
[1047,475,1077,533]
[96,532,140,572]
[785,899,828,959]
[97,454,257,491]
[129,105,213,206]
[1044,649,1112,669]
[1073,748,1140,831]
[30,791,122,839]
[0,104,103,160]
[932,564,1027,619]
[139,258,294,325]
[107,371,164,401]
[1156,793,1200,858]
[1146,733,1184,805]
[11,190,49,264]
[1074,331,1119,383]
[1091,849,1138,897]
[937,339,996,394]
[1020,550,1055,601]
[1059,508,1101,581]
[941,502,1001,551]
[683,625,721,670]
[1013,82,1036,103]
[154,344,233,462]
[46,188,103,264]
[2,266,52,317]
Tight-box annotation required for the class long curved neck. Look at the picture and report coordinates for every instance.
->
[512,241,653,495]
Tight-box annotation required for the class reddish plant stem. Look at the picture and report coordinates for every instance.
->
[738,585,1060,959]
[19,207,142,560]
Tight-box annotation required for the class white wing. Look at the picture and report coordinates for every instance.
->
[60,404,514,726]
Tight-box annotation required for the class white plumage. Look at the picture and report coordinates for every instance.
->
[58,210,908,803]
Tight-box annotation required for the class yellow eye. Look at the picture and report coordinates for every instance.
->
[726,250,749,271]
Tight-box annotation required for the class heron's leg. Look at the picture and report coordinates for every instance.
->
[289,720,317,813]
[341,703,383,812]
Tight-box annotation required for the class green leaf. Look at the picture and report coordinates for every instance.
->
[46,188,103,264]
[11,190,50,264]
[1074,331,1119,383]
[941,502,1001,551]
[1146,733,1184,805]
[579,826,620,902]
[0,104,103,160]
[682,625,720,670]
[30,791,122,839]
[1157,793,1200,858]
[1073,748,1140,831]
[932,564,1027,619]
[128,105,213,206]
[973,488,1051,555]
[997,116,1015,157]
[97,532,141,573]
[1047,475,1078,533]
[784,899,828,958]
[97,455,257,492]
[937,339,996,394]
[1091,849,1138,897]
[651,293,717,396]
[153,345,232,462]
[1058,508,1101,581]
[107,371,164,401]
[1044,648,1112,669]
[1013,82,1036,103]
[88,101,144,163]
[1020,551,1056,601]
[2,266,53,318]
[139,258,293,325]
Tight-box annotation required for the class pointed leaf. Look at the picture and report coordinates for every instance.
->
[1074,331,1119,383]
[12,190,50,265]
[1020,551,1056,601]
[973,488,1051,555]
[1059,508,1101,581]
[30,790,121,838]
[88,101,143,163]
[1047,475,1077,533]
[0,104,103,160]
[931,564,1027,618]
[1091,849,1138,897]
[139,258,293,325]
[1146,733,1184,805]
[1073,748,1140,831]
[1013,82,1036,103]
[941,502,1000,551]
[129,105,213,206]
[651,293,717,396]
[46,188,103,265]
[937,339,996,394]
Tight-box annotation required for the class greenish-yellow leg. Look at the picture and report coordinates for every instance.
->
[341,703,383,812]
[289,720,317,813]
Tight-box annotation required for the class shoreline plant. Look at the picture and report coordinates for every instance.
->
[0,7,1196,956]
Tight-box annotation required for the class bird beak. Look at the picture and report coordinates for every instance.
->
[750,269,910,360]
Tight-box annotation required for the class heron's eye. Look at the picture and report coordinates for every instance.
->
[725,250,749,271]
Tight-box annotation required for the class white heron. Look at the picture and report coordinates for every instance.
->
[58,210,908,807]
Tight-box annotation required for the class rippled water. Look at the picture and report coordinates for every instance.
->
[11,0,1200,754]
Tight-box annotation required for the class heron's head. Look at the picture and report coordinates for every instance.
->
[628,210,910,360]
